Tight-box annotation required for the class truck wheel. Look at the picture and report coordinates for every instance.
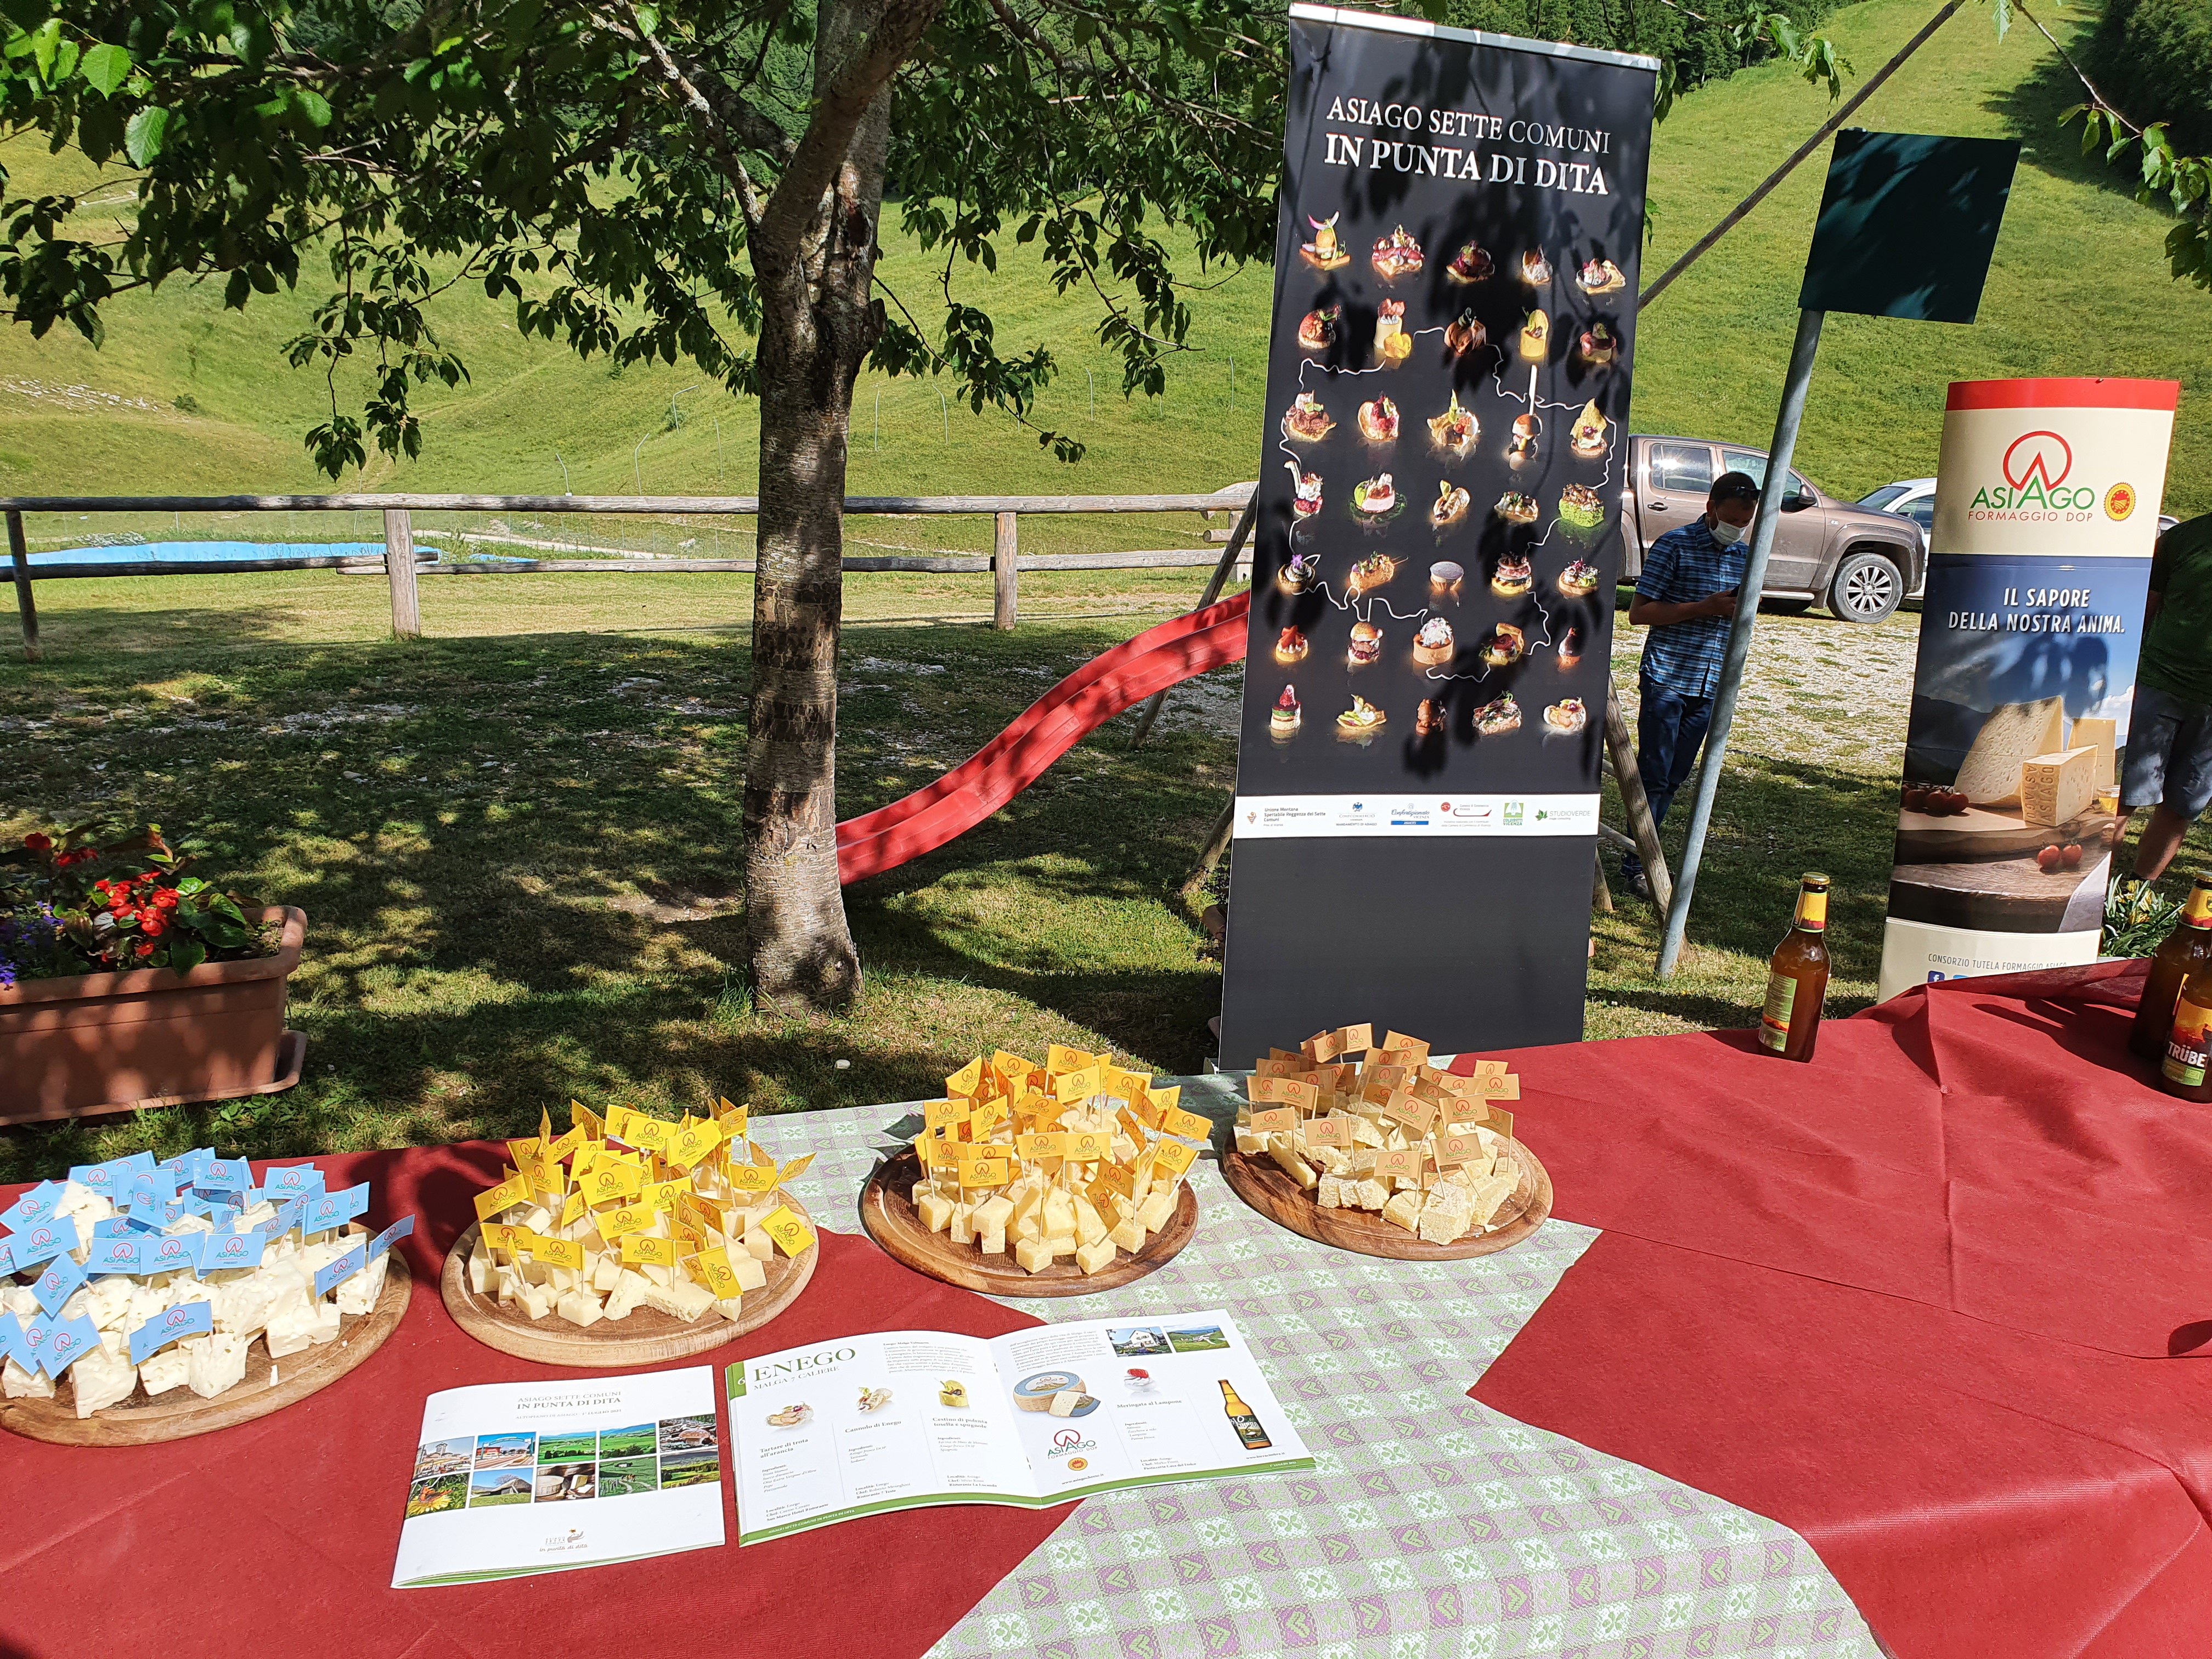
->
[1828,549,1904,624]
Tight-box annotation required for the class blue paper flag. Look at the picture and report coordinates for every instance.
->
[41,1312,101,1377]
[88,1233,151,1276]
[0,1308,24,1373]
[0,1238,14,1276]
[68,1162,120,1197]
[300,1182,371,1237]
[126,1168,180,1212]
[259,1164,326,1199]
[368,1215,416,1260]
[198,1225,267,1273]
[143,1232,202,1277]
[9,1216,80,1271]
[20,1314,54,1376]
[32,1250,89,1316]
[312,1240,369,1301]
[198,1157,253,1195]
[0,1180,64,1232]
[128,1298,215,1365]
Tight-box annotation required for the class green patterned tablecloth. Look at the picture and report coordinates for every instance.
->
[758,1079,1877,1659]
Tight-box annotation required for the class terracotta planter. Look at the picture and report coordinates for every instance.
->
[0,906,308,1126]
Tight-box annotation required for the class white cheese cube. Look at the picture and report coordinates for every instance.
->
[138,1346,191,1396]
[555,1287,606,1328]
[2021,746,2100,827]
[589,1252,624,1294]
[69,1345,139,1418]
[1074,1236,1116,1275]
[264,1302,320,1358]
[729,1251,767,1293]
[2,1357,54,1399]
[334,1252,389,1316]
[516,1280,556,1321]
[185,1333,250,1400]
[83,1277,134,1331]
[741,1228,775,1261]
[603,1268,652,1321]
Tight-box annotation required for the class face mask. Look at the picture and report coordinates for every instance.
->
[1710,517,1747,547]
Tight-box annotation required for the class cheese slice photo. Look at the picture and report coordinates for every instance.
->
[2021,747,2101,827]
[1953,697,2066,806]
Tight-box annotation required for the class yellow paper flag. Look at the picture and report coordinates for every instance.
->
[760,1206,817,1257]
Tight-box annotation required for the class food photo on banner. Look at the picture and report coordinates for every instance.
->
[1220,3,1657,1059]
[1877,378,2179,999]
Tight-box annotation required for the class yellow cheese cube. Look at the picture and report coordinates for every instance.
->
[917,1192,955,1233]
[1108,1217,1146,1253]
[1014,1237,1056,1273]
[1074,1236,1117,1275]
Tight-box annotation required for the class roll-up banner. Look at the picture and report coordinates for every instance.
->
[1217,4,1657,1060]
[1876,377,2180,1001]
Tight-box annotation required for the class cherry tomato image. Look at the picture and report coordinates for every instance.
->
[2062,843,2083,869]
[2036,845,2063,872]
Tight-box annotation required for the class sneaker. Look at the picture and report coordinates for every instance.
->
[1623,870,1652,902]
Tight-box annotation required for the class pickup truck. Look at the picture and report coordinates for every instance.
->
[1617,435,1925,624]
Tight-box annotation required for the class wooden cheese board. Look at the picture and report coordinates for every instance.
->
[859,1149,1198,1297]
[1888,851,2108,931]
[1220,1139,1552,1261]
[1894,804,2114,866]
[0,1251,412,1447]
[439,1203,818,1366]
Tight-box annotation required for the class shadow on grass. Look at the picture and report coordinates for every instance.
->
[1982,32,2171,212]
[1,615,1233,1178]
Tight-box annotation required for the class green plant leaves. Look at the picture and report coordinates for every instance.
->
[78,40,131,97]
[123,104,170,165]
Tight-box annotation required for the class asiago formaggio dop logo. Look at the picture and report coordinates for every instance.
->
[1968,431,2136,524]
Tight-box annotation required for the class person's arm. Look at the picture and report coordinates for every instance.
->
[1630,591,1735,627]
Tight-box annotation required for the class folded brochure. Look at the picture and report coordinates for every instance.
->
[393,1366,724,1587]
[727,1307,1310,1542]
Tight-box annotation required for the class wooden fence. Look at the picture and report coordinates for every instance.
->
[3,488,1257,658]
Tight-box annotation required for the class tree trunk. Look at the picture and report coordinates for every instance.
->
[742,8,896,1013]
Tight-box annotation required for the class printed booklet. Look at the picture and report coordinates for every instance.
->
[726,1308,1310,1542]
[393,1365,725,1587]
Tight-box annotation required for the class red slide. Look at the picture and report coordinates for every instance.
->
[836,592,1251,883]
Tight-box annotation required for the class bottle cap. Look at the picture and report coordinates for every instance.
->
[1801,872,1831,889]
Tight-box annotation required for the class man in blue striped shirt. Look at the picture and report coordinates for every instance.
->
[1620,471,1762,897]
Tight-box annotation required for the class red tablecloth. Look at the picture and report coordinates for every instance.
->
[1462,963,2212,1658]
[0,1141,1069,1659]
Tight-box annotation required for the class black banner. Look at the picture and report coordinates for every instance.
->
[1218,5,1657,1060]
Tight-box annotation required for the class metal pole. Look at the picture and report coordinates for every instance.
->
[8,509,38,661]
[715,419,726,482]
[1087,370,1095,422]
[382,507,421,640]
[1656,307,1826,978]
[940,391,949,442]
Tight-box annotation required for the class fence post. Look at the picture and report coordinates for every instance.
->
[8,509,37,662]
[992,511,1018,630]
[383,507,421,639]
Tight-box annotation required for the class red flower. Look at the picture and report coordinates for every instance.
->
[141,917,168,939]
[153,890,179,910]
[93,879,110,893]
[134,940,153,957]
[23,833,50,852]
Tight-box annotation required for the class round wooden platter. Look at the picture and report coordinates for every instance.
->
[1220,1141,1553,1261]
[859,1150,1198,1297]
[439,1202,818,1367]
[0,1251,413,1447]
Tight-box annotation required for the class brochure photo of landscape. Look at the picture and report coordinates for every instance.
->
[403,1415,719,1517]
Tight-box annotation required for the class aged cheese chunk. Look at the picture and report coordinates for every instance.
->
[1381,1190,1423,1232]
[1043,1189,1076,1238]
[70,1345,140,1418]
[978,1227,1007,1256]
[2021,746,2099,827]
[1135,1190,1177,1234]
[1417,1186,1474,1246]
[729,1251,768,1293]
[1014,1237,1056,1273]
[1267,1141,1318,1190]
[1047,1389,1084,1417]
[1072,1196,1108,1248]
[1954,697,2066,804]
[264,1302,320,1358]
[603,1268,651,1321]
[742,1227,775,1262]
[1107,1217,1146,1254]
[917,1192,955,1233]
[973,1194,1015,1234]
[948,1204,975,1248]
[2,1356,54,1398]
[186,1333,250,1400]
[651,1277,718,1322]
[1074,1236,1117,1275]
[1316,1173,1347,1210]
[1351,1177,1391,1211]
[556,1286,607,1327]
[138,1346,191,1396]
[1467,1173,1520,1227]
[2069,716,2118,788]
[1232,1125,1269,1155]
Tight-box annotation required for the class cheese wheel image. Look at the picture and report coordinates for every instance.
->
[1014,1370,1084,1411]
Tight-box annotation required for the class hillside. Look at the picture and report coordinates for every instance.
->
[0,0,2203,519]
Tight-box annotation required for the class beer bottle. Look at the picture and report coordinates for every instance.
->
[2129,871,2212,1060]
[1220,1379,1272,1451]
[1757,874,1831,1063]
[2159,971,2212,1102]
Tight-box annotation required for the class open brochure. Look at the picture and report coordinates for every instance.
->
[393,1366,725,1587]
[726,1308,1310,1543]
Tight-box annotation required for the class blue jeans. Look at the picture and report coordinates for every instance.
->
[1622,670,1714,881]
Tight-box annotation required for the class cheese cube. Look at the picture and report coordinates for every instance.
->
[307,1299,343,1344]
[1417,1188,1473,1246]
[1136,1190,1177,1234]
[70,1346,140,1418]
[1233,1126,1269,1156]
[185,1333,250,1400]
[467,1242,497,1296]
[1013,1237,1056,1274]
[2022,746,2100,827]
[82,1276,134,1331]
[335,1252,390,1317]
[1108,1217,1146,1253]
[1074,1236,1117,1275]
[1468,1173,1520,1227]
[917,1192,955,1233]
[517,1280,557,1321]
[1381,1191,1423,1233]
[974,1194,1015,1234]
[2,1357,54,1399]
[138,1346,191,1397]
[742,1228,774,1262]
[979,1227,1007,1256]
[603,1268,651,1321]
[1316,1174,1347,1210]
[1072,1197,1108,1248]
[0,1283,35,1319]
[729,1252,768,1293]
[1267,1141,1317,1189]
[1351,1177,1390,1211]
[556,1287,607,1328]
[590,1252,624,1294]
[264,1302,320,1358]
[1043,1189,1076,1238]
[949,1204,975,1247]
[642,1277,716,1322]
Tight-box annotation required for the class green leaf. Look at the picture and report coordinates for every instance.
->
[633,4,659,35]
[78,42,130,97]
[30,18,58,81]
[124,104,170,165]
[294,87,331,128]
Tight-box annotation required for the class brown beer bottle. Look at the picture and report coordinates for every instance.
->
[1757,874,1831,1062]
[1220,1379,1272,1451]
[2129,871,2212,1060]
[2159,972,2212,1101]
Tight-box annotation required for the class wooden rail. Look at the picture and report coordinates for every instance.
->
[4,488,1256,652]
